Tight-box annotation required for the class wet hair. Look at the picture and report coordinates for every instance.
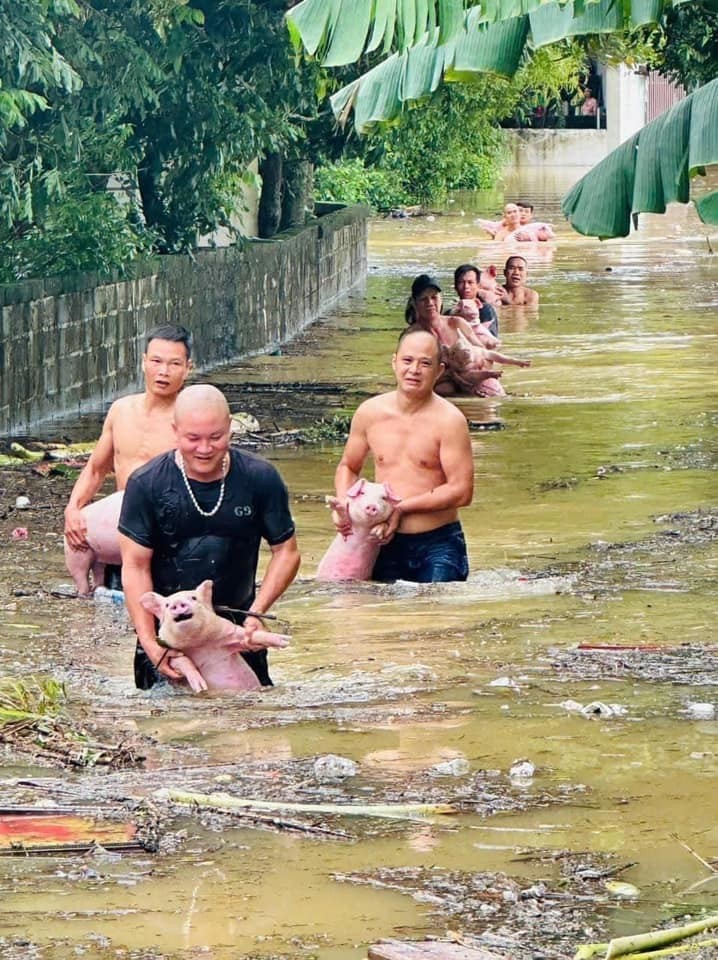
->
[505,255,528,271]
[454,264,481,286]
[145,324,192,359]
[516,201,534,212]
[396,325,442,363]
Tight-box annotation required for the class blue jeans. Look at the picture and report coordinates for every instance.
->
[372,522,469,583]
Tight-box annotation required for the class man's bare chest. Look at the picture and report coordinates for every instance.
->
[369,423,441,471]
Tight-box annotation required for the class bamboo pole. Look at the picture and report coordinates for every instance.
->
[618,937,718,959]
[575,915,718,960]
[154,788,457,820]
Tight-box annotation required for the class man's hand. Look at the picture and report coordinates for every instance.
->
[158,650,189,682]
[241,614,267,651]
[64,505,90,551]
[371,504,402,545]
[328,497,352,538]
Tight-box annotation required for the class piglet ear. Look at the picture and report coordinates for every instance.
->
[197,580,213,603]
[383,482,402,504]
[346,478,366,498]
[140,592,165,617]
[488,264,497,278]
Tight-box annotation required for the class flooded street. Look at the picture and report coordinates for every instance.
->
[1,169,717,959]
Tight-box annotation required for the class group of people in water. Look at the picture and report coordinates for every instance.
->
[404,260,536,397]
[477,200,555,243]
[62,239,539,689]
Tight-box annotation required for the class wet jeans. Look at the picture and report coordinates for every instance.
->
[372,522,469,583]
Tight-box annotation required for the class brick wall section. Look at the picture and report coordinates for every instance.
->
[0,204,368,436]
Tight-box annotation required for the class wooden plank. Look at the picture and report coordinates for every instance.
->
[368,940,503,960]
[0,813,135,850]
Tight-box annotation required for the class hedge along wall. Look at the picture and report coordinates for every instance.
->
[0,203,369,437]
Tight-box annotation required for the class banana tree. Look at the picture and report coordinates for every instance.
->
[561,76,718,236]
[286,0,699,131]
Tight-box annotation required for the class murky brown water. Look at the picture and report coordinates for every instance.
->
[1,169,717,958]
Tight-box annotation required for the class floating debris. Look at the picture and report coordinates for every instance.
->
[313,754,358,782]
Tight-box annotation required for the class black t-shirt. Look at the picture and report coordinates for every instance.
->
[119,448,295,611]
[479,302,499,337]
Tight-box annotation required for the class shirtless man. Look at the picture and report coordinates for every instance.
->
[63,325,193,574]
[501,256,539,307]
[515,202,555,242]
[494,203,522,241]
[333,327,473,583]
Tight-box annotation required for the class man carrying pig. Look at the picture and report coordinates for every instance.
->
[63,325,193,587]
[332,327,474,583]
[118,384,301,690]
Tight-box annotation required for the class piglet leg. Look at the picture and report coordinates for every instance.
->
[169,654,209,693]
[223,627,291,653]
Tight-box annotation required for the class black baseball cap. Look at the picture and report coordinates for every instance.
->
[411,274,441,299]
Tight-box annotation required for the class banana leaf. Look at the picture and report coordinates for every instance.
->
[287,0,681,128]
[561,77,718,238]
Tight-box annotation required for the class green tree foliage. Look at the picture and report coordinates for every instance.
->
[0,0,323,278]
[365,80,514,206]
[314,157,410,210]
[0,192,154,283]
[313,42,586,210]
[650,2,718,90]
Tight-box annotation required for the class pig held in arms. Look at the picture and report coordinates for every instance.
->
[316,478,401,581]
[140,580,290,693]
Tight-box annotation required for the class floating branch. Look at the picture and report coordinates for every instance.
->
[154,788,457,821]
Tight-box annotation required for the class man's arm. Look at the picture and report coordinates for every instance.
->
[119,533,184,681]
[64,407,117,549]
[242,536,301,644]
[383,409,474,537]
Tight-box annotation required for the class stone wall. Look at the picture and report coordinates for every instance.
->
[0,204,368,437]
[503,129,608,168]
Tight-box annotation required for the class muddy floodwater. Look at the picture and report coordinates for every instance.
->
[1,169,717,960]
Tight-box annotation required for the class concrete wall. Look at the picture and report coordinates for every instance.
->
[503,129,608,168]
[504,64,656,169]
[0,204,368,437]
[604,64,647,153]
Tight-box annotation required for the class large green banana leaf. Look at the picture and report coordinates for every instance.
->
[287,0,686,129]
[561,77,718,237]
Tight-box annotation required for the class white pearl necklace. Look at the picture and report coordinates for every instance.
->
[177,452,228,518]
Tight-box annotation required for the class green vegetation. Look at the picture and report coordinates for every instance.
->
[650,2,718,90]
[3,1,716,276]
[314,43,586,211]
[0,676,67,732]
[0,0,323,280]
[315,158,409,212]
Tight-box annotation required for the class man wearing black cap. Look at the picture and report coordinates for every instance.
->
[331,325,474,583]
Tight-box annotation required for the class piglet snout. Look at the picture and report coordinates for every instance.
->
[167,597,195,622]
